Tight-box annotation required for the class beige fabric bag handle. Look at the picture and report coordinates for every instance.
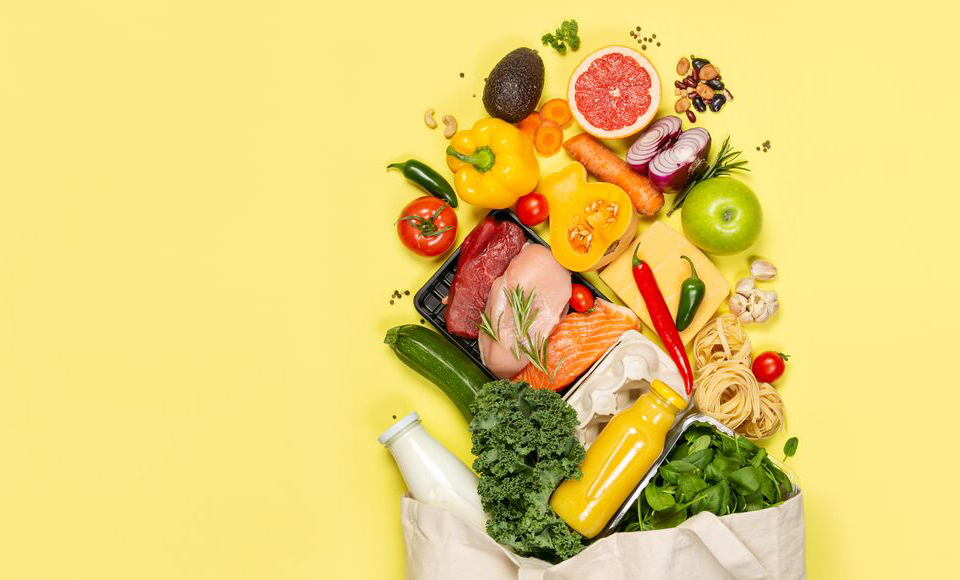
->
[680,510,771,579]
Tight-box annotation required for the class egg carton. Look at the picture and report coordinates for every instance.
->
[563,330,689,448]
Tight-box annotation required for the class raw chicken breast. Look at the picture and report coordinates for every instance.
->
[479,244,572,378]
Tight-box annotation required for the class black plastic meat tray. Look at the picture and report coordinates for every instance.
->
[414,209,609,380]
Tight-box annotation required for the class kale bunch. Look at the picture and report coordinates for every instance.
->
[469,380,585,563]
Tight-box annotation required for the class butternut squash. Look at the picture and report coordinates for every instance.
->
[540,163,638,272]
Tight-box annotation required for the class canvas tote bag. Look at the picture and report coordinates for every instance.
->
[400,492,805,579]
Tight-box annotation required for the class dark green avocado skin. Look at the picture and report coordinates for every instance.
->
[482,48,544,123]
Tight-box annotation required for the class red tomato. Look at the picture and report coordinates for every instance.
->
[752,351,789,383]
[397,197,458,257]
[569,283,594,313]
[515,192,549,226]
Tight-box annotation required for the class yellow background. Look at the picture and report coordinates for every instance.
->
[0,1,953,578]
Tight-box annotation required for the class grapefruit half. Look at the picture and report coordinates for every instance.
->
[568,46,661,140]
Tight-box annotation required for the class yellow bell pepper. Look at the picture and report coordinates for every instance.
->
[445,118,540,209]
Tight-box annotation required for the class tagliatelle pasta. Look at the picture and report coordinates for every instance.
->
[692,314,752,372]
[691,315,783,439]
[693,361,784,439]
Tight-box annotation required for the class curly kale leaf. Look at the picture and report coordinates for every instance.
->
[469,380,585,563]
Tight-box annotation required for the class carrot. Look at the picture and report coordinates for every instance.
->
[540,98,572,127]
[563,133,663,216]
[533,119,563,156]
[517,112,542,139]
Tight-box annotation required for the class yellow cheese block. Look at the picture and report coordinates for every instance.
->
[599,221,730,344]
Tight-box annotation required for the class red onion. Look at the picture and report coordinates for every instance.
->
[648,128,711,193]
[625,116,682,174]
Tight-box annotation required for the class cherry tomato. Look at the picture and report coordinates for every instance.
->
[396,196,458,257]
[569,283,594,313]
[752,351,789,383]
[515,192,549,226]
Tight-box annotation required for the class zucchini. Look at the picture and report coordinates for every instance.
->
[384,325,488,421]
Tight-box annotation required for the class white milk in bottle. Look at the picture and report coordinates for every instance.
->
[379,412,487,529]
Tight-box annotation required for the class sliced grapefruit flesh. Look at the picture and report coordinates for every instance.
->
[568,46,661,140]
[574,54,652,130]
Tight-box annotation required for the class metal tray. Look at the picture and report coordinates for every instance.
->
[599,413,735,537]
[413,209,609,381]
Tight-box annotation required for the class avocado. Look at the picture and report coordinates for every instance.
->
[482,48,544,123]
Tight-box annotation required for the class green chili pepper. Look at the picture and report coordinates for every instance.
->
[387,159,458,208]
[675,255,705,332]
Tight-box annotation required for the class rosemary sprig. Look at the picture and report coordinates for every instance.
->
[504,285,564,382]
[478,310,503,343]
[505,285,539,360]
[666,137,750,216]
[519,333,565,383]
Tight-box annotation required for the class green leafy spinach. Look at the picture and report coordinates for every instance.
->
[622,424,795,532]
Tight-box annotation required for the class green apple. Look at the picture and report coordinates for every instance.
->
[681,177,762,255]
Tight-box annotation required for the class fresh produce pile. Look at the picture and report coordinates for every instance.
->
[381,20,800,567]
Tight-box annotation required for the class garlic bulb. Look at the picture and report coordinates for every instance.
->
[729,277,779,323]
[750,259,778,281]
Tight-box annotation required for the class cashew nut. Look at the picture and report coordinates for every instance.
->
[423,108,438,129]
[442,114,458,139]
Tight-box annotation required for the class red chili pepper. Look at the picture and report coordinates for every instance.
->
[632,248,694,395]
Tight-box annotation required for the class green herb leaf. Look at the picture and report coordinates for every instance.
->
[729,466,763,494]
[650,506,688,530]
[678,472,708,503]
[719,434,738,457]
[659,460,698,484]
[478,311,502,343]
[684,449,714,471]
[759,470,779,503]
[704,454,735,484]
[783,436,799,460]
[644,483,676,511]
[694,480,729,516]
[671,442,690,460]
[689,434,712,453]
[541,19,580,55]
[744,491,765,512]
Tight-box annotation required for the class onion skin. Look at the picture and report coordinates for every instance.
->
[626,116,682,174]
[648,128,711,193]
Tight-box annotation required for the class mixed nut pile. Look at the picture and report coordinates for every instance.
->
[673,56,733,123]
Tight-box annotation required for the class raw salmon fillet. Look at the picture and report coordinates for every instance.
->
[513,299,640,391]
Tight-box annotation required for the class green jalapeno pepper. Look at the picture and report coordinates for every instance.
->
[388,159,458,208]
[675,255,706,332]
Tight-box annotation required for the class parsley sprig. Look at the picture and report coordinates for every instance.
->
[541,20,580,55]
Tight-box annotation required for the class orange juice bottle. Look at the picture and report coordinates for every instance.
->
[550,380,686,538]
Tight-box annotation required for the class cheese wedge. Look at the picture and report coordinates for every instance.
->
[599,221,729,344]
